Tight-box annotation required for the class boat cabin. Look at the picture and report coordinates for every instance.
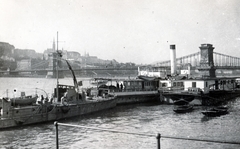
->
[159,78,238,94]
[54,84,77,102]
[123,79,158,91]
[138,66,170,78]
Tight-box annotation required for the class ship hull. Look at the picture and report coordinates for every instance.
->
[162,92,196,105]
[112,91,160,105]
[201,90,240,106]
[0,98,116,129]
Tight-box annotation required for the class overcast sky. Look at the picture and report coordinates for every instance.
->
[1,0,240,64]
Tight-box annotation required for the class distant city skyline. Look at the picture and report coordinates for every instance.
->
[1,0,240,64]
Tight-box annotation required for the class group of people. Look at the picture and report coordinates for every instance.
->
[116,82,124,91]
[36,94,49,104]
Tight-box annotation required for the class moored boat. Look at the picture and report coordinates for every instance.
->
[201,106,229,117]
[0,51,116,129]
[173,105,194,113]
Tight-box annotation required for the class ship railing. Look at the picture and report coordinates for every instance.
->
[111,88,158,93]
[54,121,240,149]
[159,87,184,93]
[160,87,203,95]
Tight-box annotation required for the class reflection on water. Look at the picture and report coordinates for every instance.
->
[0,78,240,149]
[201,115,215,122]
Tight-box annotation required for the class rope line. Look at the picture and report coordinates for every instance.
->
[57,122,155,138]
[160,135,240,145]
[56,122,240,145]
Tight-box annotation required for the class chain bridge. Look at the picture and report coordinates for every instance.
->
[140,44,240,77]
[156,52,240,69]
[1,43,240,77]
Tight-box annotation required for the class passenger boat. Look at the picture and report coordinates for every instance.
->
[201,106,229,117]
[0,51,116,129]
[173,105,194,113]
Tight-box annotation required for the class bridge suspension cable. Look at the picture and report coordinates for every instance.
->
[155,51,240,68]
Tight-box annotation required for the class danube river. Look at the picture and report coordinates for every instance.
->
[0,77,240,149]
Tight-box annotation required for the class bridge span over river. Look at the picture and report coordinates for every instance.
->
[1,44,240,77]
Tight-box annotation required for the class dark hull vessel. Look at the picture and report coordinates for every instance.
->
[202,107,229,117]
[0,54,117,129]
[159,78,240,106]
[162,92,196,105]
[173,105,194,113]
[0,96,116,129]
[201,90,240,106]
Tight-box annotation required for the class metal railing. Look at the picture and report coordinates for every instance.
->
[54,121,240,149]
[54,121,160,149]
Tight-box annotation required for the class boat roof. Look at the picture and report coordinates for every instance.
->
[167,76,239,82]
[91,76,240,82]
[92,77,112,81]
[58,84,75,89]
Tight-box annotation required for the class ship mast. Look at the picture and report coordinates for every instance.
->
[56,31,59,101]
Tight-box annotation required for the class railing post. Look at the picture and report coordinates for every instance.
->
[54,121,59,149]
[156,133,161,149]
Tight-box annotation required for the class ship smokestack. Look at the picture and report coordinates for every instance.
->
[170,45,176,75]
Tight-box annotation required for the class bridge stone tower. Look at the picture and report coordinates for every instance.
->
[198,44,216,78]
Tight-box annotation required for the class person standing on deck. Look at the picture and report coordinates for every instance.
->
[117,82,120,91]
[120,83,123,91]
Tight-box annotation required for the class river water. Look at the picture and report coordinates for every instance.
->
[0,77,240,149]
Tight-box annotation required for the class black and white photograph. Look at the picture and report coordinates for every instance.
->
[0,0,240,148]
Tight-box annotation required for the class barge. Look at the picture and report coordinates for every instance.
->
[87,78,160,105]
[159,77,240,105]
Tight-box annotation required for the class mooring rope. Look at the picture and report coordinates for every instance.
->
[56,122,240,145]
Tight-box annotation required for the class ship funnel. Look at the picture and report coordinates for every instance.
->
[170,45,176,75]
